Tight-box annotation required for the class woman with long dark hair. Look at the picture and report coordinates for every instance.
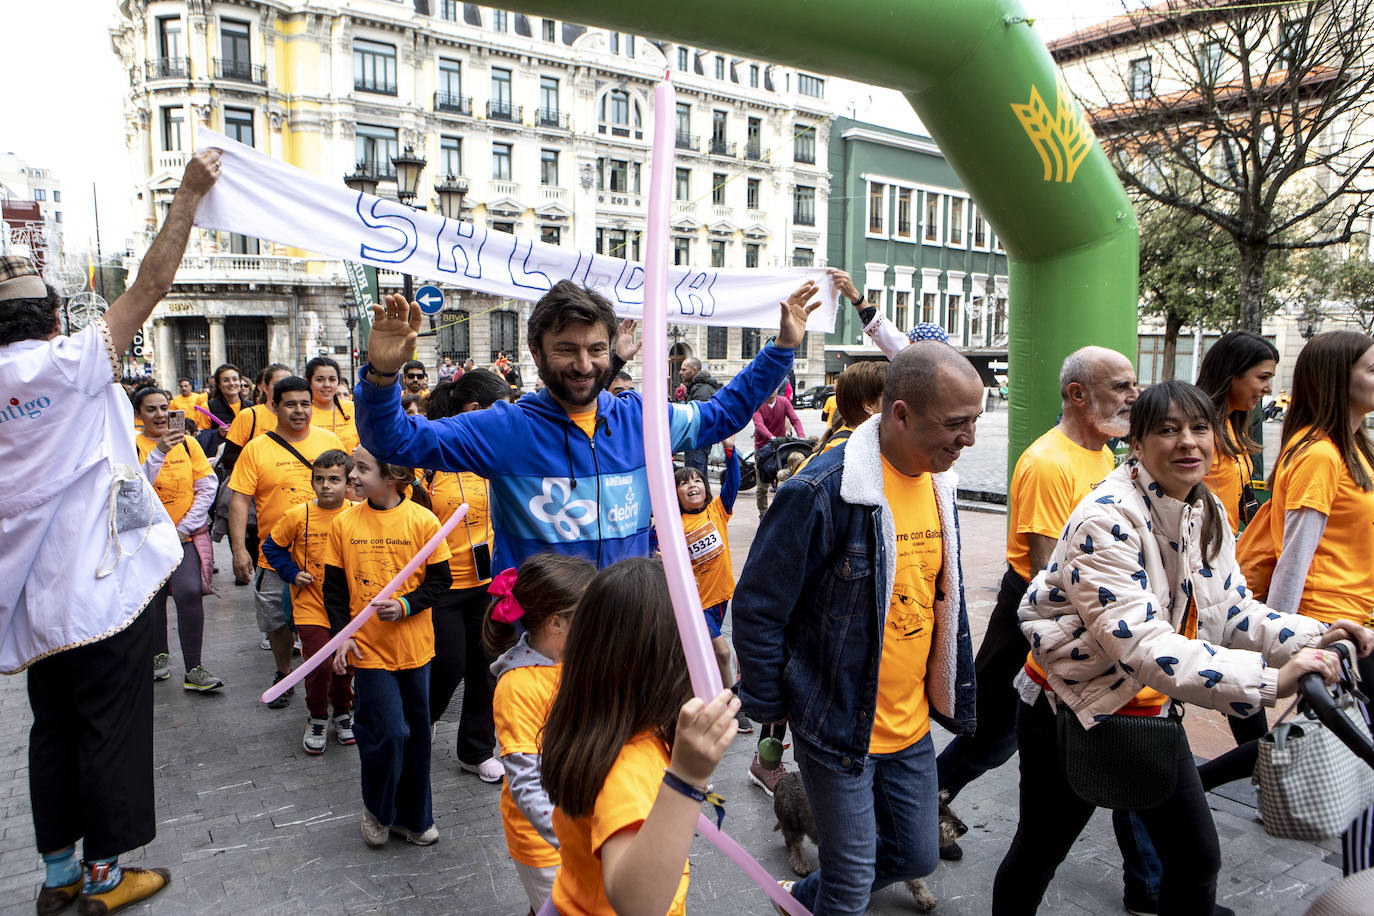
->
[992,380,1371,915]
[424,370,512,783]
[305,356,359,452]
[1195,330,1278,533]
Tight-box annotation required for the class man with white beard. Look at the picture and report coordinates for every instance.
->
[934,347,1137,853]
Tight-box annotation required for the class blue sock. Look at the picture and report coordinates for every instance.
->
[83,857,122,894]
[41,846,79,887]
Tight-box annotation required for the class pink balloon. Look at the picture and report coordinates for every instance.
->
[642,75,723,703]
[641,75,812,916]
[259,503,469,703]
[194,404,229,429]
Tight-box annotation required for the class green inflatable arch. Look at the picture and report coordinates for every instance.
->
[504,0,1139,473]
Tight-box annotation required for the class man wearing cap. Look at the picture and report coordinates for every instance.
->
[0,150,220,914]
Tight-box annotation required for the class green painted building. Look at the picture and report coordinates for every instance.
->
[825,117,1011,383]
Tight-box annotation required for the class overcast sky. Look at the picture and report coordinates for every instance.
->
[0,1,1144,259]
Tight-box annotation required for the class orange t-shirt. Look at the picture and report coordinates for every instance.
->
[494,662,562,868]
[229,427,345,567]
[428,471,494,588]
[226,403,278,448]
[135,434,214,525]
[269,500,351,629]
[682,497,734,610]
[1006,428,1115,580]
[1270,431,1374,624]
[870,456,941,754]
[324,499,451,670]
[566,406,597,440]
[1202,432,1255,535]
[313,399,360,453]
[551,732,688,916]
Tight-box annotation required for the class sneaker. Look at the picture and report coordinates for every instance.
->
[183,666,224,692]
[152,653,171,681]
[459,757,504,783]
[773,880,797,916]
[259,633,271,650]
[293,636,302,656]
[36,877,82,916]
[748,750,789,797]
[361,809,388,847]
[303,717,328,755]
[77,866,171,914]
[266,671,293,709]
[735,710,755,734]
[333,712,356,745]
[390,823,440,845]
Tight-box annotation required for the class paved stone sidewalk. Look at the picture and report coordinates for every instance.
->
[0,502,1346,915]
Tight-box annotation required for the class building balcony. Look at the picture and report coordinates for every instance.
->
[155,151,187,173]
[134,252,332,287]
[489,179,521,198]
[709,138,736,157]
[487,101,523,123]
[712,205,734,222]
[214,58,266,85]
[676,132,698,151]
[145,57,190,80]
[540,185,567,203]
[746,208,767,224]
[744,141,764,161]
[535,109,568,129]
[434,92,473,116]
[674,201,697,217]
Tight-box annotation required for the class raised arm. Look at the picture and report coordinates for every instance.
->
[106,151,220,353]
[718,441,740,514]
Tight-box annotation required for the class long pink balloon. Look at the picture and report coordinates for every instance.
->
[641,74,811,916]
[195,404,229,429]
[642,73,723,703]
[259,503,469,703]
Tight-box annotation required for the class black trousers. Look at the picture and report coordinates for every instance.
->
[936,565,1029,798]
[992,696,1219,916]
[28,605,156,859]
[429,585,497,765]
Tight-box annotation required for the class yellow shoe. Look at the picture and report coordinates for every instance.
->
[36,877,82,915]
[76,868,171,915]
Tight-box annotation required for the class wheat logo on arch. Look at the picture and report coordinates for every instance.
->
[1011,73,1093,183]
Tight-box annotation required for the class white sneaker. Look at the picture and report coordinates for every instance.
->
[259,634,271,650]
[303,717,328,755]
[333,712,356,746]
[459,757,504,783]
[390,823,440,845]
[361,809,388,847]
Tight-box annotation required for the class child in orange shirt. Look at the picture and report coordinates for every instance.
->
[673,436,747,734]
[541,558,740,916]
[261,449,356,755]
[483,553,596,915]
[325,447,452,848]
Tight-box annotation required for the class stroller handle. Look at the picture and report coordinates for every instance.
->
[1297,639,1374,769]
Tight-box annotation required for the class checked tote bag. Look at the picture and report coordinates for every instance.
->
[1254,688,1374,841]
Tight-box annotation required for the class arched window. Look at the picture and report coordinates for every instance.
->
[598,89,643,140]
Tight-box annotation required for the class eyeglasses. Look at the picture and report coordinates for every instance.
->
[405,373,426,380]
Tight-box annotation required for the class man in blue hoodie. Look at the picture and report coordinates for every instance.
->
[354,279,818,569]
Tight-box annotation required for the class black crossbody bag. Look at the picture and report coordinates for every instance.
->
[1056,700,1185,810]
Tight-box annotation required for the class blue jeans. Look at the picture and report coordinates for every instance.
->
[791,732,940,915]
[354,664,433,833]
[1114,809,1163,901]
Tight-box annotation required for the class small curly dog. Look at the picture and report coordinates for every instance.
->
[772,771,966,911]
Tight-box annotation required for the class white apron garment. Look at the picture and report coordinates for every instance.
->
[0,320,181,674]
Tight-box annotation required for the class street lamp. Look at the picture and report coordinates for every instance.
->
[435,174,469,222]
[342,165,379,199]
[391,146,428,301]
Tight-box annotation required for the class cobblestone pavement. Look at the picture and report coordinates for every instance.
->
[0,416,1341,916]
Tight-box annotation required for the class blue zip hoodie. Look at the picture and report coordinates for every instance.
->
[354,344,792,569]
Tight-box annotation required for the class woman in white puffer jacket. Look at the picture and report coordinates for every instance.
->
[992,380,1372,916]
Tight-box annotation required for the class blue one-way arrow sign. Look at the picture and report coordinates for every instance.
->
[415,285,445,315]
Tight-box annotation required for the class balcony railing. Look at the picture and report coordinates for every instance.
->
[155,151,187,173]
[146,57,190,80]
[709,138,736,157]
[712,205,734,222]
[489,179,521,197]
[675,132,698,151]
[487,101,523,122]
[214,58,266,85]
[746,208,767,224]
[535,109,568,129]
[434,92,473,115]
[744,141,763,161]
[355,160,397,181]
[540,185,567,203]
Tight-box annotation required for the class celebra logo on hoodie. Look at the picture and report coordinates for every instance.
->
[0,395,52,423]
